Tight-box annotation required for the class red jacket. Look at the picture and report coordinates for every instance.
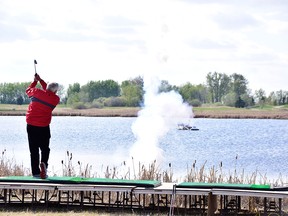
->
[26,80,60,127]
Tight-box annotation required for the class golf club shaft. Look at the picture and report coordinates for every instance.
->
[34,60,37,75]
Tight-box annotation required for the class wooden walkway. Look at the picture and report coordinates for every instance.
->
[0,176,287,215]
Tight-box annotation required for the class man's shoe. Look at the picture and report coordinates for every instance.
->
[40,162,47,179]
[33,174,40,178]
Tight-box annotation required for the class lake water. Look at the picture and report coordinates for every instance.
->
[1,116,288,182]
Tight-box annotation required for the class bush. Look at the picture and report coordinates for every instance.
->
[188,99,202,107]
[214,102,223,106]
[104,97,126,107]
[66,93,80,106]
[223,92,237,107]
[16,96,24,105]
[89,101,103,108]
[72,102,88,109]
[235,96,245,108]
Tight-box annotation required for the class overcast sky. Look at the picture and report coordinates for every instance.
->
[0,0,287,93]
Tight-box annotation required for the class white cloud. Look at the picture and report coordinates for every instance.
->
[0,0,287,93]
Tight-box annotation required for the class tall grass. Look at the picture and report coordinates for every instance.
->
[1,149,285,185]
[0,149,27,176]
[60,152,173,182]
[184,156,283,185]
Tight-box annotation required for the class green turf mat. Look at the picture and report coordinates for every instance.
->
[0,176,161,187]
[177,182,271,190]
[0,176,83,184]
[82,178,161,187]
[251,184,271,190]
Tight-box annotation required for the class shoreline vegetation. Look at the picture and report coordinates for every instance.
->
[0,104,288,119]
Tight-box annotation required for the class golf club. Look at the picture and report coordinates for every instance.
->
[34,59,37,75]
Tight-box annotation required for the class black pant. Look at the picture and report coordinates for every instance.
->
[27,124,51,176]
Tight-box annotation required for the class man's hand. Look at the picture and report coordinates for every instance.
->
[34,73,41,82]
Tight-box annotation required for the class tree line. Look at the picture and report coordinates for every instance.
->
[0,72,287,108]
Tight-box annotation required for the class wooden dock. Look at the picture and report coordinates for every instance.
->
[0,176,287,215]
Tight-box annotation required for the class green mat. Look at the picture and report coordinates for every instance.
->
[0,176,160,187]
[81,178,161,187]
[177,182,271,190]
[0,176,83,184]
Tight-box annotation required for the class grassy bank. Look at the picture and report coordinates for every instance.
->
[0,104,288,119]
[194,105,288,119]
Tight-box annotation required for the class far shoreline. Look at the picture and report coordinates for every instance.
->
[0,106,287,119]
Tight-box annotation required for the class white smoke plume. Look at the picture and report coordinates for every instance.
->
[128,18,193,169]
[129,75,193,167]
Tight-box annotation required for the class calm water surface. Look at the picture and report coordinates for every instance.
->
[0,116,287,181]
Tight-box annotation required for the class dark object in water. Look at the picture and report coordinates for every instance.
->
[177,123,199,131]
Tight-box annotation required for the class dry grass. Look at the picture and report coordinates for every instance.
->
[184,158,270,185]
[0,104,140,117]
[54,107,140,117]
[0,149,285,185]
[0,149,28,176]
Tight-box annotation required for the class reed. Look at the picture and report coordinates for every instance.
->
[0,149,27,176]
[60,151,93,178]
[0,149,285,185]
[183,155,281,185]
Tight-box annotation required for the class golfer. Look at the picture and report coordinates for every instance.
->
[26,73,60,179]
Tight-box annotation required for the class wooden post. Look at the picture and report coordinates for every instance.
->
[207,192,217,216]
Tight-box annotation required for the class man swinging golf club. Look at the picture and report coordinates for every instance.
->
[26,71,60,179]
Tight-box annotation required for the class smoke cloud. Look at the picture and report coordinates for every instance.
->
[128,19,193,169]
[129,75,193,167]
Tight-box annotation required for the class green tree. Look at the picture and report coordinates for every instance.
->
[66,92,81,105]
[206,72,230,103]
[230,73,248,97]
[241,93,254,107]
[275,90,288,105]
[81,80,120,102]
[179,83,208,106]
[158,80,177,93]
[67,83,80,97]
[0,82,30,104]
[254,88,266,108]
[121,76,144,107]
[223,92,237,107]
